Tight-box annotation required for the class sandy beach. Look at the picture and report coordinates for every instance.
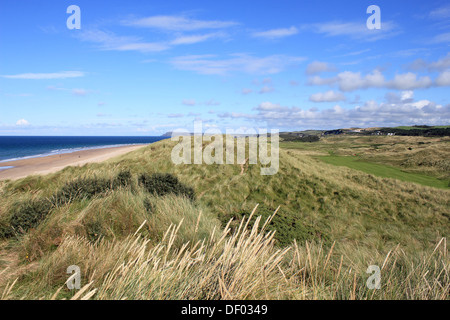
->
[0,144,148,181]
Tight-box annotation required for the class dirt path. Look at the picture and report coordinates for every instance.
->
[240,158,249,175]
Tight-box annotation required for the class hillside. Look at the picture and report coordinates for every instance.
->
[0,137,449,299]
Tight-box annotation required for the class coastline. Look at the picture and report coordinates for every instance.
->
[0,144,148,181]
[0,143,150,164]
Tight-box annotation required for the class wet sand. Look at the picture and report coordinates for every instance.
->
[0,145,148,181]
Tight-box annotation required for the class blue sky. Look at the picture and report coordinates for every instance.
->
[1,0,450,135]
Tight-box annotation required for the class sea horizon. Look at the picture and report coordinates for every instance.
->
[0,136,167,164]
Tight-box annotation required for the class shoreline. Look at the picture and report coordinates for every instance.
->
[0,143,149,165]
[0,144,148,181]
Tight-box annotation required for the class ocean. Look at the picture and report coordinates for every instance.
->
[0,136,167,165]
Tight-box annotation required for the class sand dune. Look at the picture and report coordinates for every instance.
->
[0,145,147,181]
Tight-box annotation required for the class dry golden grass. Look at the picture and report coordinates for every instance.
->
[2,206,448,300]
[0,137,449,300]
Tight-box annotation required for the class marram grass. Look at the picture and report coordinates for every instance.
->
[2,207,448,300]
[0,137,449,299]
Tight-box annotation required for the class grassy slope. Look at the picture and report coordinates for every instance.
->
[395,125,450,130]
[281,135,450,180]
[316,155,448,189]
[0,137,449,299]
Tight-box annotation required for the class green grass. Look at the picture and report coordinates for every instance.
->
[0,136,449,300]
[316,155,449,189]
[395,125,450,130]
[281,135,450,180]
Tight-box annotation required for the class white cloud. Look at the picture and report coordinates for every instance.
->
[436,70,450,86]
[2,71,84,80]
[171,54,306,75]
[401,90,414,102]
[406,54,450,86]
[77,29,169,52]
[429,54,450,71]
[385,91,414,104]
[78,17,235,52]
[4,93,32,97]
[307,75,337,86]
[392,48,430,58]
[252,26,298,39]
[309,90,346,102]
[77,29,134,45]
[257,102,288,112]
[47,85,66,91]
[16,119,30,126]
[114,42,170,52]
[252,78,272,86]
[306,61,337,74]
[204,99,220,106]
[168,113,185,118]
[304,21,400,41]
[170,32,224,45]
[406,58,428,71]
[337,70,384,91]
[430,32,450,44]
[308,69,435,91]
[242,88,253,95]
[122,15,238,31]
[336,49,371,57]
[45,86,95,96]
[182,99,196,106]
[388,73,432,90]
[430,5,450,19]
[349,94,361,104]
[72,88,90,96]
[259,86,274,94]
[217,98,450,129]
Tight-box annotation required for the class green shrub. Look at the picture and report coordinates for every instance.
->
[4,172,195,238]
[52,171,132,206]
[9,198,53,234]
[143,198,155,214]
[113,170,132,189]
[85,220,104,242]
[299,135,320,142]
[224,204,330,247]
[52,177,111,205]
[138,173,195,200]
[281,135,320,142]
[0,220,13,238]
